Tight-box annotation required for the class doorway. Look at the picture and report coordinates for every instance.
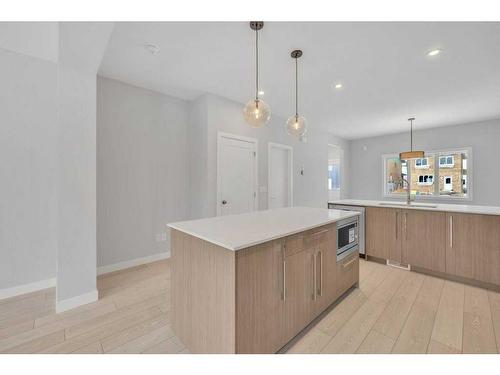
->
[217,132,258,216]
[328,144,343,201]
[268,142,293,209]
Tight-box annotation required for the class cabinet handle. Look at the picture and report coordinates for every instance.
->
[405,212,408,240]
[282,244,286,301]
[312,253,317,300]
[318,251,323,297]
[449,215,453,248]
[311,229,329,237]
[395,211,398,239]
[343,257,357,268]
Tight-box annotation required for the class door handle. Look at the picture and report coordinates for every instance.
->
[449,215,453,248]
[318,251,323,297]
[312,252,317,300]
[282,243,286,301]
[222,200,227,205]
[395,211,398,239]
[405,212,408,240]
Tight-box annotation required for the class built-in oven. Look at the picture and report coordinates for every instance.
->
[336,216,359,261]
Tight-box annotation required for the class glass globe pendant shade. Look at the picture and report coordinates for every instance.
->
[286,115,307,137]
[243,99,271,128]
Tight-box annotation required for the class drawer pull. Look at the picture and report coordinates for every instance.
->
[342,257,357,268]
[310,229,329,237]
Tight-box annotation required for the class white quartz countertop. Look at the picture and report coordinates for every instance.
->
[168,207,360,251]
[329,199,500,216]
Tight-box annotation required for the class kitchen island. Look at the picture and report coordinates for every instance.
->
[168,207,360,353]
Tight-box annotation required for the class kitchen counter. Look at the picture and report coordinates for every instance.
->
[329,199,500,216]
[168,206,359,251]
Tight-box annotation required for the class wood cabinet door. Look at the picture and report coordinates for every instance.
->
[446,213,500,285]
[473,214,500,285]
[445,213,474,279]
[283,246,315,343]
[311,227,337,316]
[365,207,401,261]
[402,210,446,272]
[235,240,285,353]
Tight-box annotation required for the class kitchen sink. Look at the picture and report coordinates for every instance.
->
[378,202,438,209]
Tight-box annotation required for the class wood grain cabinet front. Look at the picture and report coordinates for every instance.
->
[336,251,359,297]
[235,240,285,353]
[402,210,446,273]
[446,213,500,285]
[365,207,401,262]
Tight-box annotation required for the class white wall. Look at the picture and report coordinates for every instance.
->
[56,22,114,310]
[97,77,190,267]
[349,118,500,206]
[190,93,331,218]
[0,47,58,290]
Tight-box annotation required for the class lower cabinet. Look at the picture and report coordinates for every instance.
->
[365,207,401,262]
[364,206,500,287]
[446,212,500,285]
[235,240,285,353]
[336,251,359,297]
[402,210,446,273]
[236,223,359,353]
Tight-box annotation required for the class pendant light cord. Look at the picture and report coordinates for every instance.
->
[255,28,259,101]
[295,56,298,117]
[410,118,413,152]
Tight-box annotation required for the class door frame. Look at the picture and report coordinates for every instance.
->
[216,132,258,216]
[267,142,293,209]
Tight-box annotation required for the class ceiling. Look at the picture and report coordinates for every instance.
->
[99,22,500,139]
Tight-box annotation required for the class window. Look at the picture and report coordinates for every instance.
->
[415,158,429,169]
[439,155,454,168]
[383,148,471,200]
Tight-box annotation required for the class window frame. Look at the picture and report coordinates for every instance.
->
[382,147,473,201]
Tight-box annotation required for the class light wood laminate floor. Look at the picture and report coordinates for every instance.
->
[1,258,499,354]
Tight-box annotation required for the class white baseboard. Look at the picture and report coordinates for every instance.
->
[97,251,171,276]
[56,289,98,313]
[0,277,56,301]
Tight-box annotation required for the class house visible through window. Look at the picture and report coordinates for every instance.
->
[383,148,471,199]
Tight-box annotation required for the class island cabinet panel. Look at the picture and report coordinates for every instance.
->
[283,245,316,343]
[235,240,285,354]
[365,207,402,262]
[402,210,446,273]
[171,230,236,354]
[336,251,359,297]
[446,213,500,285]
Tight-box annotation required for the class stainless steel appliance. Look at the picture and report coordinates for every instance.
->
[329,203,365,256]
[336,216,359,261]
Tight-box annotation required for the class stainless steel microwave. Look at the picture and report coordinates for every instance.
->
[336,217,359,261]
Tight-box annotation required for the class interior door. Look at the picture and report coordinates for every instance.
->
[217,134,257,216]
[268,144,292,209]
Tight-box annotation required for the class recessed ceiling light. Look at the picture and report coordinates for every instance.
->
[334,83,343,89]
[146,43,160,55]
[427,48,442,57]
[258,90,265,96]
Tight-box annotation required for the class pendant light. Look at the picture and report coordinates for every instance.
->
[286,49,307,137]
[243,21,271,128]
[399,117,424,160]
